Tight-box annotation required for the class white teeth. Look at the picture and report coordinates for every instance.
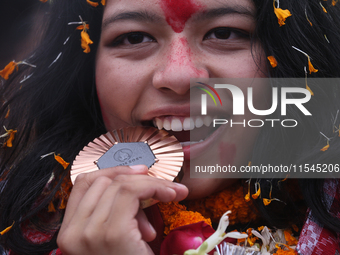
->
[195,117,204,128]
[203,116,212,127]
[155,118,163,130]
[153,116,215,131]
[171,118,182,131]
[163,119,171,130]
[183,117,194,130]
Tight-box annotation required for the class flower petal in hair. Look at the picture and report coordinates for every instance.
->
[75,16,93,53]
[308,57,318,74]
[267,56,278,68]
[0,61,18,80]
[273,0,292,26]
[0,221,15,235]
[86,0,99,7]
[319,132,330,151]
[292,46,318,74]
[0,60,36,80]
[0,126,17,148]
[40,152,70,169]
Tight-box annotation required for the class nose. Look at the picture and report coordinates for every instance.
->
[152,37,209,95]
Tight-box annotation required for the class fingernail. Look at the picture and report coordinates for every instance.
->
[149,222,156,236]
[129,165,147,171]
[173,182,187,188]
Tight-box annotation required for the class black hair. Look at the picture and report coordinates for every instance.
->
[0,0,340,254]
[251,0,340,231]
[0,0,105,253]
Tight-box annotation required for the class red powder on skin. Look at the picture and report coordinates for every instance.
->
[219,143,236,166]
[160,0,204,33]
[166,37,206,76]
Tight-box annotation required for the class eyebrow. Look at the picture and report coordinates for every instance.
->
[102,5,255,29]
[191,6,256,22]
[102,11,163,29]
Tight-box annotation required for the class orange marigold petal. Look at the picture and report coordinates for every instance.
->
[308,58,318,74]
[245,192,251,202]
[48,201,56,212]
[263,198,271,206]
[101,0,106,5]
[292,224,299,232]
[252,187,261,199]
[258,226,265,231]
[59,197,66,209]
[76,24,90,30]
[4,130,17,148]
[0,61,18,80]
[320,143,329,151]
[0,221,15,235]
[332,0,338,6]
[40,0,48,2]
[81,30,93,53]
[5,107,10,119]
[284,230,298,246]
[267,56,278,68]
[86,0,99,7]
[273,0,292,27]
[54,154,70,169]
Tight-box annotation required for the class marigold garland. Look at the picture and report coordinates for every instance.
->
[158,201,212,235]
[186,182,259,225]
[158,182,259,235]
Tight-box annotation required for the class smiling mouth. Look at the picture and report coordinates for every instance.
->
[142,116,228,146]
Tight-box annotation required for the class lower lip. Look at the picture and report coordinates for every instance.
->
[181,123,228,161]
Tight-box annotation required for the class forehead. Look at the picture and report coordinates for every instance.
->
[102,0,256,29]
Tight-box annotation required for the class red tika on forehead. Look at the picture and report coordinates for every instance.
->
[160,0,204,33]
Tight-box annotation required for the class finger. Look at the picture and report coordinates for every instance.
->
[136,209,156,242]
[106,175,188,227]
[61,176,112,230]
[63,165,148,226]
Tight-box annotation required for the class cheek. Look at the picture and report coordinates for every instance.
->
[95,58,133,129]
[208,42,266,78]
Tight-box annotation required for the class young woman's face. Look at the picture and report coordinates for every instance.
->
[96,0,269,199]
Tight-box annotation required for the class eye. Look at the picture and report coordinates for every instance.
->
[204,27,249,40]
[111,32,156,46]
